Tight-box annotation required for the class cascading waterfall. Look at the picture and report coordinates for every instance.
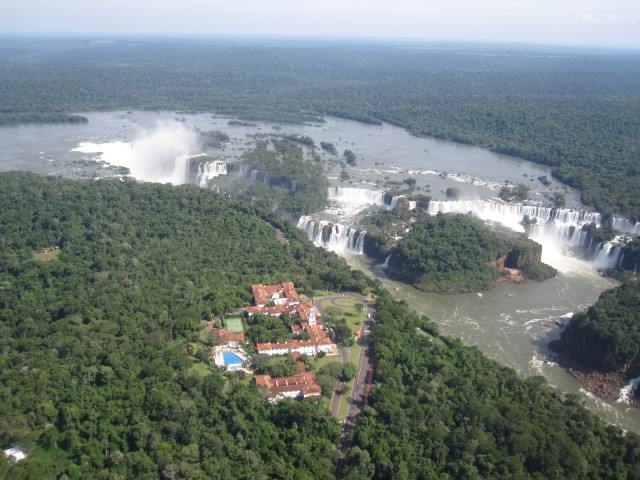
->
[297,215,366,253]
[592,242,622,270]
[250,170,258,181]
[427,199,623,269]
[327,187,395,210]
[263,174,269,186]
[290,180,297,193]
[172,154,192,184]
[194,160,227,187]
[618,376,640,404]
[612,217,640,236]
[428,199,601,233]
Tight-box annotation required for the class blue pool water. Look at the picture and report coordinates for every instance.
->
[223,352,244,365]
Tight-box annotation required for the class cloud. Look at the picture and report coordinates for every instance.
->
[577,12,639,25]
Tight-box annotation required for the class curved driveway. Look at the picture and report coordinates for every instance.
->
[313,293,375,425]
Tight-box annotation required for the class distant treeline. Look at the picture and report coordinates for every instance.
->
[0,38,639,219]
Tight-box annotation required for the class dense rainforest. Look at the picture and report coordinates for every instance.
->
[385,214,502,293]
[187,135,330,218]
[345,295,640,479]
[362,207,556,293]
[555,280,640,375]
[1,173,639,478]
[0,38,639,220]
[232,137,328,217]
[0,172,368,479]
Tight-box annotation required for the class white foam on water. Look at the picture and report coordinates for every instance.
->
[73,121,198,184]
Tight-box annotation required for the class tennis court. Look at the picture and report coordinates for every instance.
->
[225,316,244,333]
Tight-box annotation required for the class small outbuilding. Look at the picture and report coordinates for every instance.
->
[3,447,27,463]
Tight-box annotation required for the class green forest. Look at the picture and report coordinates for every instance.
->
[0,38,639,219]
[345,295,640,479]
[387,213,508,293]
[187,136,329,218]
[367,211,556,293]
[1,173,639,478]
[0,172,367,479]
[2,36,640,479]
[555,280,640,374]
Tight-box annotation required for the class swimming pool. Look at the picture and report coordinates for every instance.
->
[222,351,244,365]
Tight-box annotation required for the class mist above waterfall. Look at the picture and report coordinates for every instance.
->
[427,199,627,273]
[298,187,396,252]
[73,122,199,184]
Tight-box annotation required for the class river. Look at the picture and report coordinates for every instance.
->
[1,110,638,431]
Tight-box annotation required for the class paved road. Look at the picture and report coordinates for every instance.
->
[312,293,375,437]
[329,345,350,416]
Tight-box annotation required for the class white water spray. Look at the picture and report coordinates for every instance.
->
[327,187,395,210]
[427,199,623,271]
[193,159,227,187]
[73,122,198,184]
[612,217,640,236]
[618,376,640,404]
[297,216,366,253]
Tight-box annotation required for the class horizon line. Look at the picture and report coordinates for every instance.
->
[0,32,638,53]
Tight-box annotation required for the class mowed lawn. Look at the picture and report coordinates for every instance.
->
[317,295,368,420]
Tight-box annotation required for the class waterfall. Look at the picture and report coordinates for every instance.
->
[355,231,366,253]
[327,187,395,210]
[618,376,640,404]
[408,200,417,211]
[592,242,623,270]
[612,217,640,236]
[250,170,258,181]
[297,216,365,253]
[428,199,601,233]
[291,180,297,193]
[194,160,227,188]
[263,174,270,186]
[381,254,391,270]
[427,199,624,268]
[172,154,192,184]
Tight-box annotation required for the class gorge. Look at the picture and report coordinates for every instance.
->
[1,110,639,431]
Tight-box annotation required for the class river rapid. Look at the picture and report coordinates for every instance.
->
[1,111,639,431]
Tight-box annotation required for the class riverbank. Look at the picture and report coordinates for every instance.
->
[552,347,640,408]
[569,368,625,401]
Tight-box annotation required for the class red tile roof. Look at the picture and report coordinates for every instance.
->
[248,282,332,357]
[253,370,322,398]
[214,328,245,345]
[251,282,300,307]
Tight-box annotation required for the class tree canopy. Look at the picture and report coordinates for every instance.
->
[0,172,639,478]
[387,213,509,293]
[0,172,369,478]
[346,294,640,479]
[0,38,639,219]
[556,280,640,374]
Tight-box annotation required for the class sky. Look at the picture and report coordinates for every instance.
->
[1,0,639,49]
